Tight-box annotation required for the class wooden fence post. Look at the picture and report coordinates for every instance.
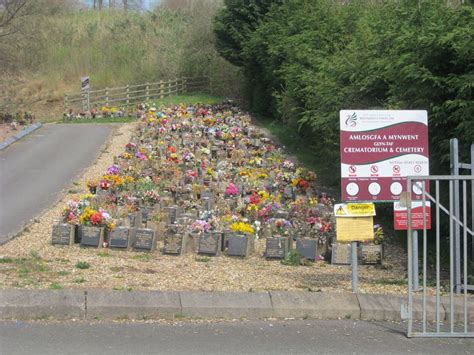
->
[126,85,130,107]
[159,80,164,99]
[105,87,109,107]
[146,83,150,102]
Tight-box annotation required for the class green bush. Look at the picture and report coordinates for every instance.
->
[214,0,474,182]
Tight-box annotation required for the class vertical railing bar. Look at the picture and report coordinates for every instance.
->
[436,180,441,333]
[471,145,474,261]
[449,179,454,333]
[463,180,468,333]
[422,180,427,333]
[407,177,413,337]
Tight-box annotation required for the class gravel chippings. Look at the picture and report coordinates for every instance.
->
[0,121,412,295]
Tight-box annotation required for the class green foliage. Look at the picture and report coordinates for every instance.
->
[5,3,241,103]
[215,0,474,182]
[75,261,91,269]
[281,249,312,266]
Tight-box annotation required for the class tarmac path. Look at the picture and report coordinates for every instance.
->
[1,319,472,354]
[0,124,113,244]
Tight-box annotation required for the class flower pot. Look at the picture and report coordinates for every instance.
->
[226,234,254,257]
[79,225,105,248]
[51,223,75,246]
[358,243,383,265]
[265,236,291,259]
[198,231,222,256]
[296,238,318,261]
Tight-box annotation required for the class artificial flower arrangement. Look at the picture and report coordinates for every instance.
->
[79,207,115,229]
[225,183,239,197]
[230,221,255,235]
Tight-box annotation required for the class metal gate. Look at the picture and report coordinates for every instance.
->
[406,175,474,337]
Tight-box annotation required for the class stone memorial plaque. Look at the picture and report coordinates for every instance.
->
[163,234,184,255]
[79,226,104,247]
[359,244,382,265]
[128,212,142,228]
[141,205,157,223]
[133,228,156,251]
[227,235,252,257]
[296,238,317,261]
[51,224,74,246]
[164,206,178,225]
[331,243,351,265]
[265,236,291,259]
[109,227,131,249]
[198,232,221,255]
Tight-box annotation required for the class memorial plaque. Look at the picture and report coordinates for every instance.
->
[141,205,156,223]
[164,206,178,225]
[109,227,131,249]
[133,228,156,251]
[331,243,352,265]
[79,226,104,247]
[198,232,221,255]
[227,235,252,257]
[128,212,142,228]
[265,236,291,259]
[359,244,383,265]
[51,224,74,246]
[163,233,184,255]
[296,238,317,261]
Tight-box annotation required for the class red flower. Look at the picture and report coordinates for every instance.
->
[90,212,104,225]
[249,192,261,205]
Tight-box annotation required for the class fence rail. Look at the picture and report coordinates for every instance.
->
[64,77,210,112]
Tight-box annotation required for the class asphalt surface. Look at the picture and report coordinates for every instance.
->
[0,124,113,243]
[1,319,472,354]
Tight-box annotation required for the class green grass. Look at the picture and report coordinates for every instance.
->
[153,94,225,107]
[63,117,136,124]
[75,261,91,270]
[256,117,339,197]
[374,278,408,286]
[73,277,86,284]
[97,251,111,257]
[195,256,212,263]
[49,282,63,290]
[131,254,151,262]
[0,257,15,263]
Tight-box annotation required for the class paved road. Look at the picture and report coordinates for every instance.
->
[1,319,472,354]
[0,124,113,244]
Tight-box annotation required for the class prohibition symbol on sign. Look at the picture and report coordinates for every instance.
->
[370,165,378,174]
[414,165,422,173]
[349,165,357,174]
[393,165,401,174]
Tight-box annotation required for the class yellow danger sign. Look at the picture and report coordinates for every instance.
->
[334,203,376,217]
[336,217,374,242]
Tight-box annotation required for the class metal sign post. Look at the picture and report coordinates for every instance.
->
[351,241,358,292]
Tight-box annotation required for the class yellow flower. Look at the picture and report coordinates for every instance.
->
[258,190,269,200]
[230,222,254,234]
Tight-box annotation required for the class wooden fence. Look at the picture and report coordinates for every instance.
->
[64,77,210,112]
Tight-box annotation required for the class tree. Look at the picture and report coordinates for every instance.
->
[213,0,281,67]
[0,0,31,38]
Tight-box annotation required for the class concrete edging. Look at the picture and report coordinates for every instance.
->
[0,289,472,322]
[0,122,43,151]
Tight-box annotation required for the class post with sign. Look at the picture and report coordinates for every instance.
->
[81,76,90,111]
[334,203,376,293]
[340,110,430,291]
[394,198,432,290]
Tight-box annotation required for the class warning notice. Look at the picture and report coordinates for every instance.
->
[394,201,431,230]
